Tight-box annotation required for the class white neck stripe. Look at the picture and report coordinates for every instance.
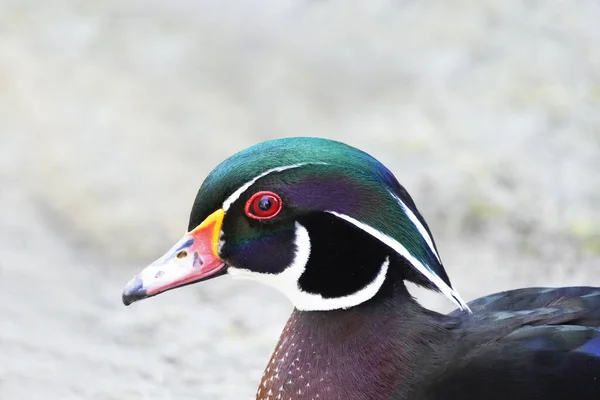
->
[390,191,441,263]
[327,211,471,312]
[222,162,328,211]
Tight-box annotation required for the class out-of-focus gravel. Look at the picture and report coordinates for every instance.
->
[1,1,600,399]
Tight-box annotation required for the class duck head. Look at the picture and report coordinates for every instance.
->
[122,137,470,312]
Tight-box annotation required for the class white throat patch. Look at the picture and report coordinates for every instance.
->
[227,222,390,311]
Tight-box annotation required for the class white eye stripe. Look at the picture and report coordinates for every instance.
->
[220,162,470,312]
[222,162,328,211]
[326,211,471,313]
[389,190,441,263]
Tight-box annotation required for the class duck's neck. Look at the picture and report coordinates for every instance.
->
[256,281,459,400]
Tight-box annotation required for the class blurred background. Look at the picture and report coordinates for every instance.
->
[1,1,600,399]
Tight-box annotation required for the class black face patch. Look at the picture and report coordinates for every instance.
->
[219,203,297,275]
[297,212,390,299]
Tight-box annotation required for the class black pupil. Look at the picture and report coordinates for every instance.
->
[257,196,272,212]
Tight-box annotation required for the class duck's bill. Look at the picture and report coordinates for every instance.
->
[122,209,226,306]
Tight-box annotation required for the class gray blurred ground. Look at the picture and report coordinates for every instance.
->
[1,1,600,399]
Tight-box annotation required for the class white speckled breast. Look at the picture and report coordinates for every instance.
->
[256,314,331,400]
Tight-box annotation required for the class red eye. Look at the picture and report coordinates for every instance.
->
[244,191,282,220]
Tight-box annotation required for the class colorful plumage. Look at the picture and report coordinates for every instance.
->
[122,137,600,399]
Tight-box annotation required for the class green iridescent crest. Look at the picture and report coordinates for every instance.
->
[190,137,469,311]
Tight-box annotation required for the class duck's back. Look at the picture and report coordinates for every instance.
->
[417,287,600,400]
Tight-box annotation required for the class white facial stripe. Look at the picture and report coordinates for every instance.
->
[222,162,328,211]
[390,191,441,263]
[327,211,471,313]
[227,222,390,311]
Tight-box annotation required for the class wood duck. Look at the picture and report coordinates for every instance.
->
[122,137,600,400]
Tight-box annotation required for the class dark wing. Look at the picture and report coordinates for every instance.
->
[456,286,600,327]
[422,287,600,400]
[423,325,600,400]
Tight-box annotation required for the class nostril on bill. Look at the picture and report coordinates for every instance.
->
[155,270,165,279]
[176,250,188,259]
